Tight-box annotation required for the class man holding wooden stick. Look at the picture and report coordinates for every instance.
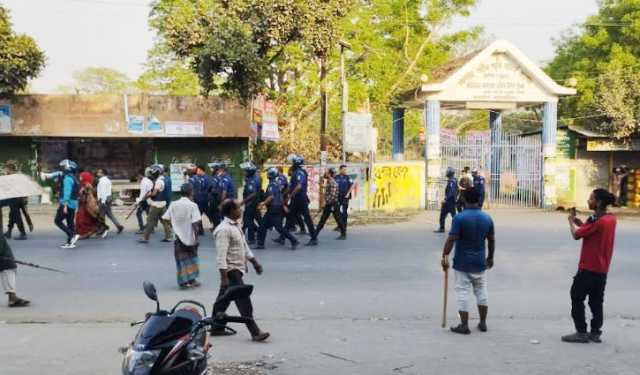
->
[441,188,495,334]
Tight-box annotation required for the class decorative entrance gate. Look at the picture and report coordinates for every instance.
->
[435,131,542,208]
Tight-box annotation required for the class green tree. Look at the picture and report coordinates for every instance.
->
[546,0,640,138]
[66,67,132,94]
[135,44,200,96]
[0,6,45,98]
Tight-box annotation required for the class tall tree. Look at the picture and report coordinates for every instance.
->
[65,67,132,94]
[0,6,45,98]
[135,43,200,96]
[546,0,640,138]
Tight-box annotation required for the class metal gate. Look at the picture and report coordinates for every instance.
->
[436,132,542,208]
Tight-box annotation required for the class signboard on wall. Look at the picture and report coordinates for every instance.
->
[0,105,11,134]
[127,115,145,134]
[587,139,640,152]
[343,112,373,152]
[557,129,576,158]
[169,163,192,192]
[165,121,204,137]
[147,116,163,135]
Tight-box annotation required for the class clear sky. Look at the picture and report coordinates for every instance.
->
[3,0,600,93]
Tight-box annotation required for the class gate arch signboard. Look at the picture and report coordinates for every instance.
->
[396,40,576,208]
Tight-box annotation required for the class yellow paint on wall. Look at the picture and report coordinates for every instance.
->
[369,163,425,210]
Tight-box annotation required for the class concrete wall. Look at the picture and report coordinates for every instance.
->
[2,94,250,138]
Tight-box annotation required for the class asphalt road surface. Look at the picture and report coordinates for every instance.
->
[1,209,639,375]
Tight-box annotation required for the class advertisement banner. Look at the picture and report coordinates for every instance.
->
[127,115,145,134]
[0,105,11,134]
[169,163,192,192]
[165,121,204,137]
[147,116,163,135]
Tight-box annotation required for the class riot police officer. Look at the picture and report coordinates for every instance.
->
[280,155,315,242]
[240,162,262,244]
[334,164,354,233]
[255,167,298,250]
[435,167,458,233]
[190,165,211,235]
[208,162,223,230]
[472,168,486,208]
[219,163,236,201]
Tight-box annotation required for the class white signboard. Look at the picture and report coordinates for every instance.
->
[169,163,192,192]
[165,121,204,137]
[343,112,373,153]
[261,114,280,141]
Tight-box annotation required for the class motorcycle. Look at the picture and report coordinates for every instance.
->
[121,281,254,375]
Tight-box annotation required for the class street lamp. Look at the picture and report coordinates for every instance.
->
[339,40,352,164]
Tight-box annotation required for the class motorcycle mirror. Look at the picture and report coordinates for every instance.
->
[143,281,158,302]
[143,281,161,312]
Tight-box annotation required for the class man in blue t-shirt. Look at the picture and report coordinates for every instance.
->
[441,187,495,335]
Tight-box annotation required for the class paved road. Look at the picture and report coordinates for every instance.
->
[1,209,639,374]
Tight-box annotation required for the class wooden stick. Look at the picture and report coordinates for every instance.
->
[442,268,449,328]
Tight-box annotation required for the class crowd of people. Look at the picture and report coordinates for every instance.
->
[0,156,621,345]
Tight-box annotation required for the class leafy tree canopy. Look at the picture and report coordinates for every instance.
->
[546,0,640,138]
[0,6,45,98]
[62,67,133,94]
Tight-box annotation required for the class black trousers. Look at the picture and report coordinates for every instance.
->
[243,203,261,242]
[284,199,315,238]
[439,202,456,230]
[208,197,221,229]
[54,204,76,242]
[312,203,345,240]
[212,270,260,336]
[338,197,349,232]
[571,269,607,334]
[7,199,26,235]
[258,209,297,246]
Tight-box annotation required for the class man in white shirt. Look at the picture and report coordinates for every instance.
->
[139,166,172,243]
[96,168,124,236]
[162,183,202,289]
[135,168,154,234]
[211,199,269,342]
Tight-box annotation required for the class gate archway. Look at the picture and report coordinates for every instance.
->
[395,40,576,208]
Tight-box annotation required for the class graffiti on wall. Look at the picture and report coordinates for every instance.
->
[369,162,425,210]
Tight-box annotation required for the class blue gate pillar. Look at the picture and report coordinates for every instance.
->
[425,100,441,208]
[542,101,558,208]
[392,108,405,161]
[490,110,503,201]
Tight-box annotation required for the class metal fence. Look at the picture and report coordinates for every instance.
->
[436,132,542,208]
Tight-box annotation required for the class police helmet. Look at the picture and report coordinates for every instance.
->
[149,164,163,179]
[218,162,227,170]
[144,167,152,178]
[267,167,278,179]
[471,167,479,175]
[291,154,304,167]
[208,161,221,171]
[59,159,78,172]
[445,167,455,178]
[240,161,257,173]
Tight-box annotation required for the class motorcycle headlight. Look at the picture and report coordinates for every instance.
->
[123,349,161,372]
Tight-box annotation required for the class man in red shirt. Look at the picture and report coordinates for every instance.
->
[563,189,617,344]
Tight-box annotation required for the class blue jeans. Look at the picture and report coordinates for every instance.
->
[55,205,76,242]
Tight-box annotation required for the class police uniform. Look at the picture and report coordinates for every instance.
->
[257,178,298,248]
[220,172,236,200]
[438,176,458,231]
[190,174,211,216]
[208,173,222,228]
[334,173,353,232]
[242,173,262,243]
[284,166,315,238]
[473,174,486,208]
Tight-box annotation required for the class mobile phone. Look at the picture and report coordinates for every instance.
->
[570,207,577,217]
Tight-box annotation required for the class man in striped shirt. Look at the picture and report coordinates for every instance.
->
[306,168,346,246]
